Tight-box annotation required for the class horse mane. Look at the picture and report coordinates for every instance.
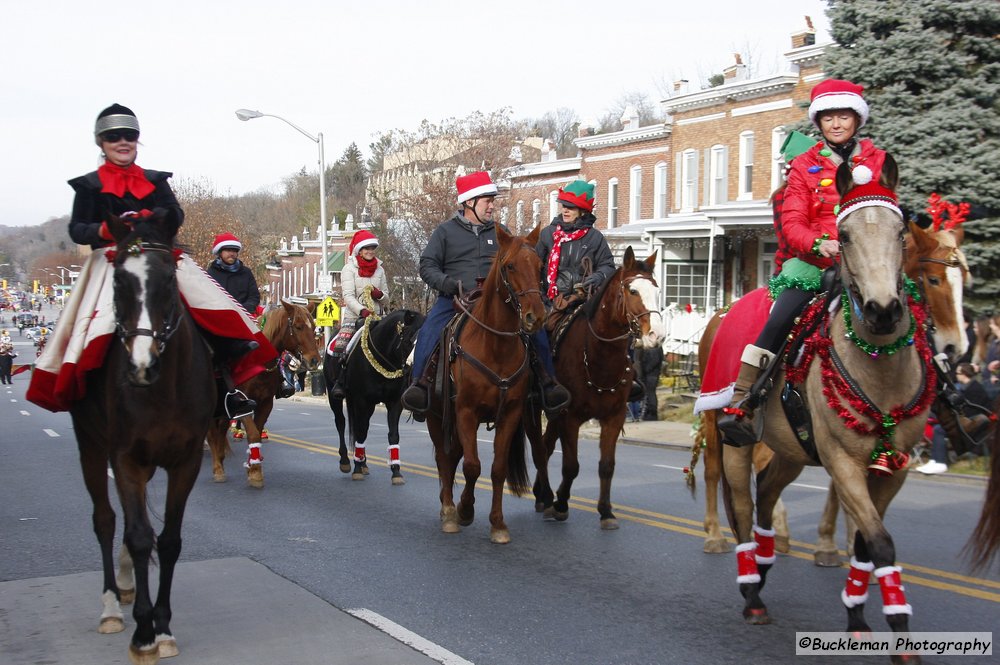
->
[583,268,619,319]
[261,304,286,340]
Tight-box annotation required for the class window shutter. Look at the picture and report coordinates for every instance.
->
[691,151,699,210]
[719,147,729,203]
[702,149,711,207]
[674,152,683,210]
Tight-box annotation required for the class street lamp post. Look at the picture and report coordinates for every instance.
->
[235,109,329,347]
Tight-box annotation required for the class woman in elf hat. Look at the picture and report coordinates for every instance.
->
[26,104,274,419]
[718,79,890,446]
[328,229,390,399]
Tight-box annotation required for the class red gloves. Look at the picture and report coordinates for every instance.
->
[98,221,114,241]
[370,287,384,300]
[359,309,371,319]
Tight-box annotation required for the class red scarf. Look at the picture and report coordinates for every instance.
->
[97,162,155,199]
[546,226,587,299]
[356,255,378,278]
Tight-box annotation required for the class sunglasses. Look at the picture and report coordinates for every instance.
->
[101,130,140,143]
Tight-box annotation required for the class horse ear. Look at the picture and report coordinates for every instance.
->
[643,250,658,272]
[106,213,132,242]
[835,161,855,198]
[879,153,899,191]
[526,224,541,246]
[306,299,317,315]
[908,220,936,255]
[947,225,965,246]
[495,224,513,251]
[282,299,296,316]
[623,245,636,270]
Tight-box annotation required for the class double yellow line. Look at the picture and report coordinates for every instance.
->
[265,433,1000,604]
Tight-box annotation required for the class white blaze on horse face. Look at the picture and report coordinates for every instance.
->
[124,257,157,378]
[632,277,665,348]
[944,264,969,357]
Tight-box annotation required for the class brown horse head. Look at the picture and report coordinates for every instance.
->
[488,224,545,334]
[835,153,907,336]
[905,222,970,362]
[266,299,322,371]
[617,246,664,348]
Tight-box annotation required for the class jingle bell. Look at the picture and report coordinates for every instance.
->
[867,452,893,477]
[889,451,910,471]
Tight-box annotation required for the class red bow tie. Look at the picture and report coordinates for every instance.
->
[98,162,155,199]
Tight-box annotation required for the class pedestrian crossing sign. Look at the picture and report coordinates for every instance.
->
[315,297,340,327]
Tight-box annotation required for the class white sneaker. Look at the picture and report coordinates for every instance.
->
[916,460,948,475]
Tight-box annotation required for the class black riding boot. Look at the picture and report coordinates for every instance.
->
[628,380,645,403]
[529,349,571,415]
[401,349,440,420]
[206,337,259,420]
[277,377,296,399]
[330,356,347,400]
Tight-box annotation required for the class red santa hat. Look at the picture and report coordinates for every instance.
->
[349,229,379,257]
[456,171,498,204]
[211,232,242,255]
[835,166,901,225]
[808,79,870,128]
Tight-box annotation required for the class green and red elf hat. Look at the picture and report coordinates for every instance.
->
[557,180,595,212]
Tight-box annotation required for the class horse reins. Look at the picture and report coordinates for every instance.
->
[114,242,184,353]
[582,273,655,393]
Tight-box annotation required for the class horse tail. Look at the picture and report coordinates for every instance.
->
[506,420,530,497]
[686,412,705,496]
[963,416,1000,572]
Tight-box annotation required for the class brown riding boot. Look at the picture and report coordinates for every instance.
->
[717,345,775,447]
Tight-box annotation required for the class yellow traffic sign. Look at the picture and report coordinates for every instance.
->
[315,297,340,327]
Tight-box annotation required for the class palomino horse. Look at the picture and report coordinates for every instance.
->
[70,213,216,663]
[529,247,665,529]
[325,307,425,483]
[206,299,321,487]
[723,157,933,654]
[427,225,544,544]
[690,221,970,557]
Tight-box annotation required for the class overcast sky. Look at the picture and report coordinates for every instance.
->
[1,0,830,227]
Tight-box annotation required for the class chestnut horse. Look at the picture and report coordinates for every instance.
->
[966,414,1000,571]
[529,247,665,529]
[325,307,425,483]
[690,220,970,560]
[206,299,321,487]
[70,213,215,663]
[722,157,933,655]
[427,225,544,544]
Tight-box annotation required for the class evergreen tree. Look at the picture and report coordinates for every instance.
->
[824,0,1000,312]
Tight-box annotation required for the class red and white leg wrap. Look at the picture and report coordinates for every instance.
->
[245,442,262,467]
[354,443,366,463]
[841,557,875,608]
[753,525,776,565]
[875,565,912,616]
[388,444,400,465]
[736,542,761,584]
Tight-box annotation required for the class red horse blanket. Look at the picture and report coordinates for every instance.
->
[694,287,773,414]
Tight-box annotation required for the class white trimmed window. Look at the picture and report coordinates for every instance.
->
[654,161,668,218]
[709,145,728,206]
[681,149,698,211]
[738,130,754,200]
[532,199,541,225]
[608,178,619,228]
[771,126,787,194]
[549,190,559,222]
[629,165,642,222]
[516,200,525,229]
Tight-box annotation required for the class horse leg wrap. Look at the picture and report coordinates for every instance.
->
[388,444,400,465]
[753,525,776,565]
[736,542,761,584]
[875,565,912,616]
[246,442,262,466]
[841,557,875,608]
[354,443,366,463]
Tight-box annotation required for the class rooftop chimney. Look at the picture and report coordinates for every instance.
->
[620,104,640,130]
[791,16,817,49]
[723,53,748,81]
[673,79,690,94]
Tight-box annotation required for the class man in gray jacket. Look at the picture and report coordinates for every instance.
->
[401,171,570,416]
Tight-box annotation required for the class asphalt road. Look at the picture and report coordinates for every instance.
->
[1,359,997,665]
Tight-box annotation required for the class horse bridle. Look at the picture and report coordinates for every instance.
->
[587,275,654,343]
[838,216,907,326]
[114,242,183,354]
[914,246,966,338]
[454,245,542,337]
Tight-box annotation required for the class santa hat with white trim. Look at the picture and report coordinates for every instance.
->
[808,79,870,128]
[456,171,498,204]
[212,232,242,255]
[349,229,379,256]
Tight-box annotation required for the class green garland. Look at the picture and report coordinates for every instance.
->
[840,278,921,358]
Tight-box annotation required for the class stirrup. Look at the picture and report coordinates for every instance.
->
[225,389,256,420]
[278,383,295,399]
[717,399,759,447]
[542,383,571,414]
[331,381,347,400]
[401,383,428,413]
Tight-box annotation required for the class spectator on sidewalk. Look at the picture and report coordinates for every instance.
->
[637,344,664,421]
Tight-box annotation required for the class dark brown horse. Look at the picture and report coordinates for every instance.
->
[427,225,544,544]
[529,247,664,529]
[70,212,216,663]
[690,221,971,560]
[206,299,321,487]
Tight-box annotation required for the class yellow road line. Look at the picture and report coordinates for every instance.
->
[262,433,1000,602]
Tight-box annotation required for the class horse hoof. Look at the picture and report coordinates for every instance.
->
[703,538,732,554]
[212,471,226,483]
[391,475,405,486]
[128,642,160,665]
[99,616,125,634]
[119,587,135,605]
[600,518,619,531]
[743,607,771,625]
[552,509,569,522]
[339,462,351,473]
[775,535,790,554]
[535,501,545,513]
[440,506,460,533]
[490,528,511,544]
[814,550,841,567]
[156,635,179,658]
[246,467,264,489]
[362,464,370,476]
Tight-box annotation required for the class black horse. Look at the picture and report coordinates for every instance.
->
[69,212,216,663]
[325,309,425,483]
